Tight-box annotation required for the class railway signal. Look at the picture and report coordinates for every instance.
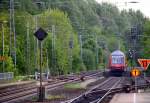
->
[128,49,133,59]
[131,26,138,40]
[131,68,140,77]
[34,27,48,102]
[131,68,140,92]
[138,59,150,70]
[34,28,48,41]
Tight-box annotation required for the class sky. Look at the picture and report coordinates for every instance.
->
[95,0,150,18]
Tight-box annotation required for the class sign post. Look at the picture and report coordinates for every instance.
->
[34,27,48,102]
[131,68,140,92]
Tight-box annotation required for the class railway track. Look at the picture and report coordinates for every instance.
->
[66,77,125,103]
[70,76,150,103]
[0,82,36,95]
[130,75,150,90]
[0,70,102,103]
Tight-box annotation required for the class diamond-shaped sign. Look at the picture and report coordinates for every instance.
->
[34,28,48,41]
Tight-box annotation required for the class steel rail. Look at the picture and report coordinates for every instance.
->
[96,77,123,103]
[0,71,102,103]
[67,77,116,103]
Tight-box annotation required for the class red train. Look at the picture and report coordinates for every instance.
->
[108,50,127,76]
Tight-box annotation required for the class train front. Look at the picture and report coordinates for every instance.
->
[109,50,126,76]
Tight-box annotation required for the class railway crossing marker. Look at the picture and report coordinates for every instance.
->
[131,68,140,77]
[138,59,150,70]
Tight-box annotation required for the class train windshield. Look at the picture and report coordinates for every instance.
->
[112,56,124,64]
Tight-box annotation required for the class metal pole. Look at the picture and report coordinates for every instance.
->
[34,16,37,70]
[12,0,17,69]
[144,72,146,78]
[118,38,120,50]
[9,0,12,56]
[132,27,137,92]
[79,35,82,61]
[52,25,56,75]
[26,21,30,74]
[2,23,5,72]
[135,76,137,92]
[36,16,39,70]
[70,48,72,73]
[34,16,39,70]
[52,25,54,74]
[46,49,50,75]
[69,37,73,73]
[95,36,99,69]
[133,38,138,92]
[34,36,36,66]
[39,41,43,101]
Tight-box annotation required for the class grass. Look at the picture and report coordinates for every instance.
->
[47,95,65,100]
[31,96,38,101]
[64,83,86,89]
[0,75,36,86]
[10,75,35,83]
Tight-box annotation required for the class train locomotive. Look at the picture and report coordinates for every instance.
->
[108,50,127,76]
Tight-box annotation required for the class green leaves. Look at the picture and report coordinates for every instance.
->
[142,20,150,58]
[0,0,148,76]
[37,9,80,75]
[82,49,96,70]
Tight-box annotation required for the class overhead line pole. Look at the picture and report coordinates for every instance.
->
[9,0,12,57]
[35,16,39,70]
[95,35,99,69]
[69,35,73,73]
[79,35,82,61]
[34,16,37,70]
[12,0,16,70]
[10,0,16,69]
[46,49,50,77]
[2,23,5,72]
[26,21,30,74]
[52,25,57,75]
[0,22,5,72]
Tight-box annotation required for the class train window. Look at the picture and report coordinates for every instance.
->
[112,56,124,64]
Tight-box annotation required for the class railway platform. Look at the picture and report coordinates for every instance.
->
[110,92,150,103]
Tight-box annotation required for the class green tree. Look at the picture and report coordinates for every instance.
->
[82,49,96,70]
[38,9,80,75]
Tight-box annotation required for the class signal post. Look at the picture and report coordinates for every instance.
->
[131,68,141,92]
[34,27,48,102]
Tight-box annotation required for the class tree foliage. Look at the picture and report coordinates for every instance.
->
[0,0,149,75]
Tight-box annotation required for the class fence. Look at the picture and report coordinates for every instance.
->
[0,72,14,80]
